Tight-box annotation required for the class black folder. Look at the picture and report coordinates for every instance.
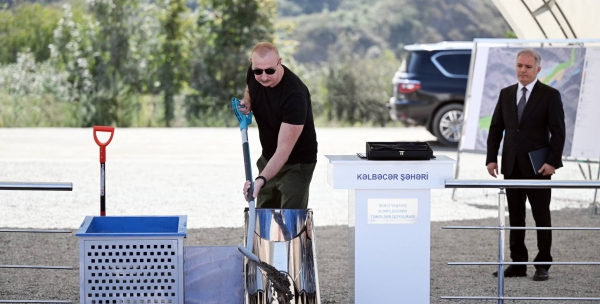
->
[528,146,549,175]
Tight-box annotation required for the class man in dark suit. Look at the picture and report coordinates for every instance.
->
[486,48,566,281]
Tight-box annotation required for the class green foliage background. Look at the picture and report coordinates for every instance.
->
[0,0,510,128]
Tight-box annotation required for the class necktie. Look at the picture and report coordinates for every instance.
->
[517,87,527,123]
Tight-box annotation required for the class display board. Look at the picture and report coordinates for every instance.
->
[460,43,600,159]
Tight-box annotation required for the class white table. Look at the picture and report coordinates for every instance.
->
[326,155,455,303]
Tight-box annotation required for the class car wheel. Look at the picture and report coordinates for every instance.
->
[432,103,464,147]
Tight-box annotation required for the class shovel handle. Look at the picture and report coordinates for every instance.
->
[93,126,115,163]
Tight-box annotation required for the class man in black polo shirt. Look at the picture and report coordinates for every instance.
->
[239,42,318,209]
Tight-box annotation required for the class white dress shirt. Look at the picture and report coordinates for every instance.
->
[516,79,538,106]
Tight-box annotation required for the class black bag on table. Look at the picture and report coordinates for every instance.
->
[366,142,434,160]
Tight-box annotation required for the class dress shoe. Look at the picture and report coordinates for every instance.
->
[492,265,527,277]
[532,268,549,281]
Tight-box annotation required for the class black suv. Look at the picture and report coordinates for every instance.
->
[387,41,472,146]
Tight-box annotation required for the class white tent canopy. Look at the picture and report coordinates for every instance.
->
[492,0,600,39]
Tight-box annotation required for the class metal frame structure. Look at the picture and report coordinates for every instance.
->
[0,181,74,304]
[491,0,600,40]
[443,179,600,303]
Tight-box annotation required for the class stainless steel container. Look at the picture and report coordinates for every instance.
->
[244,208,321,304]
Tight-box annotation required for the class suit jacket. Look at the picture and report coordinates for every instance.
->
[486,80,565,178]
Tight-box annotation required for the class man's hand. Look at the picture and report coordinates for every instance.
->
[239,86,252,115]
[239,99,251,115]
[539,163,556,176]
[487,162,499,178]
[242,179,264,200]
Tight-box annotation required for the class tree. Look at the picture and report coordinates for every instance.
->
[325,34,398,126]
[49,3,95,103]
[158,0,188,126]
[187,0,276,119]
[84,0,138,126]
[0,3,62,63]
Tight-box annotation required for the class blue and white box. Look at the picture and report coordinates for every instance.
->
[76,215,187,304]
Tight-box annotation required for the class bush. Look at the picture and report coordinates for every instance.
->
[0,52,76,102]
[325,44,400,126]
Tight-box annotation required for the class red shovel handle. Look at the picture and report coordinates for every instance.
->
[93,126,115,163]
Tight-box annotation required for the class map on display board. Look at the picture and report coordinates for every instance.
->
[460,46,600,159]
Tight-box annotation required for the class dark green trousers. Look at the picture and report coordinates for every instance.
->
[256,155,316,209]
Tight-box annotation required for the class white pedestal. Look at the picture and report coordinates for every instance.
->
[326,155,455,304]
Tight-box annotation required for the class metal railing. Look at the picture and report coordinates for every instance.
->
[574,160,600,215]
[0,181,74,304]
[0,182,73,191]
[442,179,600,303]
[452,152,600,215]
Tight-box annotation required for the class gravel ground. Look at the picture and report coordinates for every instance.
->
[1,127,599,303]
[2,208,600,303]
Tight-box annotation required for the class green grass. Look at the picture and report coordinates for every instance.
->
[0,92,181,128]
[0,92,80,127]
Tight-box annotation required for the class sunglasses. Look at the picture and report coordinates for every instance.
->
[252,63,279,75]
[252,67,276,75]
